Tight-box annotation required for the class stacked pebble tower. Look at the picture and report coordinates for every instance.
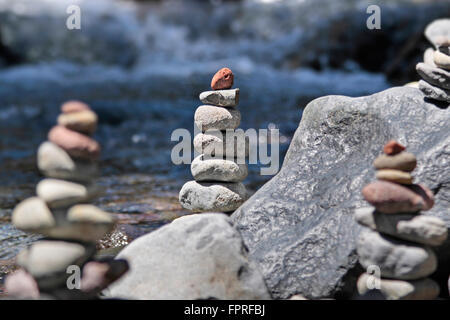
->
[5,101,128,299]
[355,140,447,300]
[179,68,248,213]
[416,19,450,103]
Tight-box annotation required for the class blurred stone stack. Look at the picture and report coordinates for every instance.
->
[6,101,128,299]
[355,140,447,300]
[179,68,248,213]
[416,19,450,103]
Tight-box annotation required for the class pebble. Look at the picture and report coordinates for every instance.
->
[373,152,416,172]
[194,105,241,131]
[61,100,91,114]
[81,260,129,294]
[419,79,450,102]
[179,180,247,212]
[357,273,439,300]
[435,36,450,48]
[357,229,437,280]
[425,19,450,48]
[57,110,98,135]
[12,197,55,232]
[424,48,437,67]
[362,181,433,214]
[355,207,447,246]
[17,240,95,290]
[5,269,40,299]
[375,169,413,185]
[383,140,406,155]
[37,141,99,183]
[193,131,249,158]
[408,184,435,211]
[199,88,239,107]
[191,155,248,182]
[416,62,450,90]
[48,126,100,160]
[211,67,234,90]
[433,50,450,70]
[36,178,98,209]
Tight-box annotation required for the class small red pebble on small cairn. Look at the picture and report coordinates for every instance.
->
[211,67,234,90]
[383,140,406,155]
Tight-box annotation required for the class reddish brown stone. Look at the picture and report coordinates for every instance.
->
[5,269,40,299]
[362,181,431,214]
[48,126,100,160]
[61,100,91,114]
[211,67,234,90]
[383,140,406,155]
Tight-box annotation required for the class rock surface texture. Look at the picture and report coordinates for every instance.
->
[231,86,449,299]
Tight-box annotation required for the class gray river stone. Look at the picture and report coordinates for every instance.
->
[357,229,437,280]
[416,62,450,90]
[191,155,248,182]
[37,141,99,183]
[104,213,271,300]
[355,207,447,246]
[194,105,241,132]
[419,80,450,102]
[231,86,450,299]
[199,89,240,107]
[193,130,249,158]
[425,19,450,48]
[424,48,437,67]
[179,181,247,213]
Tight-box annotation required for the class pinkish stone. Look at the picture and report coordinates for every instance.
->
[408,184,435,211]
[48,126,100,160]
[61,101,91,114]
[362,181,433,214]
[81,260,128,293]
[383,140,406,155]
[211,68,234,90]
[5,269,40,299]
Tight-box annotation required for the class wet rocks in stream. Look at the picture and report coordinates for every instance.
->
[5,101,129,299]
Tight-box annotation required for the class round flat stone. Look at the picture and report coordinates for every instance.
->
[194,105,240,131]
[179,180,247,213]
[48,126,100,160]
[433,50,450,70]
[357,273,439,300]
[355,207,447,246]
[425,19,450,48]
[416,62,450,90]
[191,155,248,182]
[37,141,99,183]
[199,89,239,107]
[61,100,91,114]
[12,197,55,232]
[376,169,413,185]
[193,130,249,158]
[373,152,416,172]
[419,79,450,102]
[357,229,437,280]
[36,178,98,209]
[362,181,433,214]
[57,110,98,135]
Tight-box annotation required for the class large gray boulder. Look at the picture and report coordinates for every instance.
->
[231,86,450,299]
[104,213,271,300]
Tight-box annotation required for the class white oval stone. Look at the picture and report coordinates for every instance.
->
[193,130,249,158]
[433,50,450,70]
[37,141,98,183]
[191,155,248,182]
[179,180,247,213]
[12,197,55,231]
[36,178,98,208]
[199,88,239,107]
[194,105,240,131]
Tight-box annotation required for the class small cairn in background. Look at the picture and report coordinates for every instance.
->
[355,140,447,300]
[5,101,128,299]
[416,19,450,103]
[179,68,248,213]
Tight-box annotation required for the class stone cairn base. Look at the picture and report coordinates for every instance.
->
[416,19,450,103]
[5,101,128,299]
[179,68,248,213]
[355,140,447,300]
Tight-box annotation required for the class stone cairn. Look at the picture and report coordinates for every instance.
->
[5,101,128,299]
[416,19,450,103]
[354,140,447,300]
[179,68,248,213]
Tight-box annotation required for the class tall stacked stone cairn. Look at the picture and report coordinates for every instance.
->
[5,101,128,299]
[416,19,450,103]
[179,68,248,213]
[355,140,447,300]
